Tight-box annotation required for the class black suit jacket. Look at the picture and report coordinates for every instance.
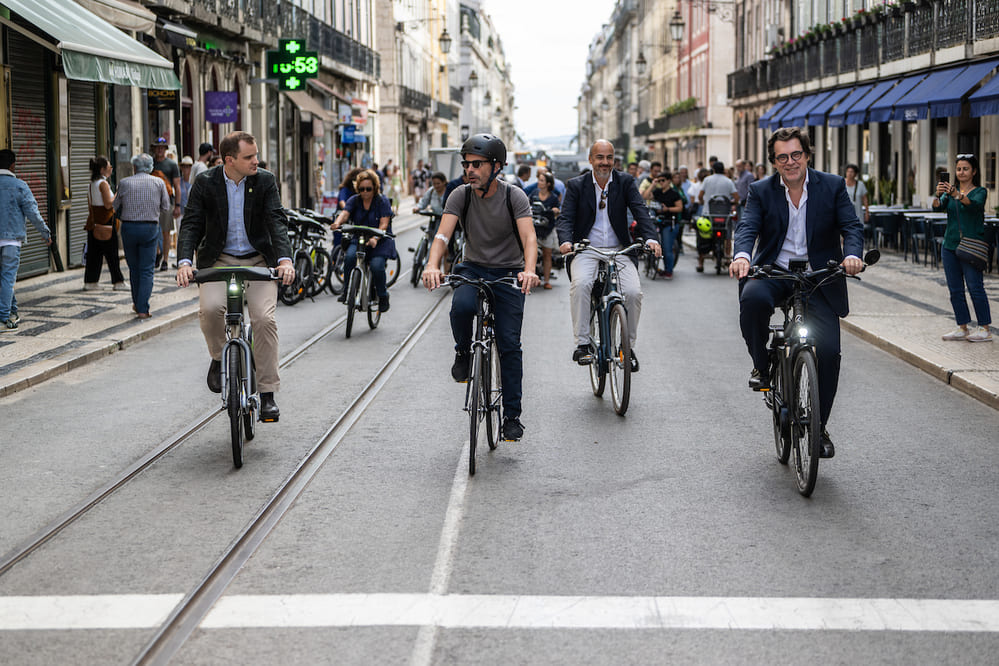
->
[556,170,657,250]
[177,166,292,269]
[735,168,864,317]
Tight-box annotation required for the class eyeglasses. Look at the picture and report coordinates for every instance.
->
[599,188,607,210]
[461,160,489,169]
[957,153,975,159]
[357,187,374,192]
[774,151,805,164]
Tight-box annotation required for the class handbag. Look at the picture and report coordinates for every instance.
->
[88,185,115,242]
[956,234,989,271]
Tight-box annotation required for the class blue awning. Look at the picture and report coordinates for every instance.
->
[786,91,836,127]
[970,74,999,117]
[770,94,823,130]
[867,74,926,123]
[827,83,874,127]
[806,87,853,126]
[758,99,789,129]
[892,68,959,121]
[843,80,899,125]
[930,59,999,118]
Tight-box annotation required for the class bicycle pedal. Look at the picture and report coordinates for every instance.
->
[260,415,279,423]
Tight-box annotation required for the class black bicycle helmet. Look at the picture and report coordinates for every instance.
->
[460,133,507,166]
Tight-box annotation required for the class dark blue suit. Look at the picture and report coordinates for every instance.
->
[736,168,864,427]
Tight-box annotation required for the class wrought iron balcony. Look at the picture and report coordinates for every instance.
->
[402,86,432,112]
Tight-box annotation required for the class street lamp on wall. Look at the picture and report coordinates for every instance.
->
[395,18,453,54]
[636,9,687,76]
[468,70,478,88]
[601,98,610,112]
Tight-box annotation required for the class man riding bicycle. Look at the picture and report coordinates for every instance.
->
[729,127,863,458]
[422,133,539,441]
[556,139,661,370]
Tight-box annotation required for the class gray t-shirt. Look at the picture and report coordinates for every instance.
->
[153,157,181,202]
[847,179,867,221]
[700,173,737,203]
[444,180,531,268]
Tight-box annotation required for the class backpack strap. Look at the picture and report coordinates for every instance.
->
[460,182,525,253]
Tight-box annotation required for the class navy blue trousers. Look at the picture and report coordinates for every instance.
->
[450,262,525,420]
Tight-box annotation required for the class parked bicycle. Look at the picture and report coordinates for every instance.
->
[571,240,646,416]
[279,209,330,305]
[750,249,879,496]
[409,211,439,287]
[194,265,278,468]
[441,273,518,476]
[338,224,394,338]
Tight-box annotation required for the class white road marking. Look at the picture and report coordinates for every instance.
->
[3,594,999,632]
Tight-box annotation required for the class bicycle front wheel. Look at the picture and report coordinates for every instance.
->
[588,306,605,397]
[227,348,244,468]
[770,356,790,464]
[411,237,427,287]
[484,340,501,450]
[367,278,381,329]
[468,347,485,476]
[607,302,631,416]
[344,267,360,338]
[329,245,345,294]
[386,254,401,287]
[308,247,331,297]
[791,349,821,496]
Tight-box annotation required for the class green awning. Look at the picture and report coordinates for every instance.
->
[1,0,180,89]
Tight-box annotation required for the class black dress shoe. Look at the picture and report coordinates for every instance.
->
[572,344,593,365]
[630,350,640,372]
[819,429,835,458]
[379,295,390,312]
[207,359,222,393]
[748,368,770,391]
[502,417,524,441]
[451,351,471,382]
[259,392,280,422]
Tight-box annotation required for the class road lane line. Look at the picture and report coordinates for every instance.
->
[5,594,999,632]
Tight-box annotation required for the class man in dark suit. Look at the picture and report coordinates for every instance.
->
[556,139,661,370]
[730,127,864,458]
[175,131,295,421]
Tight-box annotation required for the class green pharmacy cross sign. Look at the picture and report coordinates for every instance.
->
[266,39,319,90]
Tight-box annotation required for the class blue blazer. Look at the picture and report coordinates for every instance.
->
[556,170,657,249]
[735,168,864,317]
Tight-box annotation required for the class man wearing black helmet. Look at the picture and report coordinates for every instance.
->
[422,133,540,442]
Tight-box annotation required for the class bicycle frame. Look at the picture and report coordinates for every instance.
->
[576,243,642,374]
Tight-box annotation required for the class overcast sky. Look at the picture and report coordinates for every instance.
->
[480,0,616,142]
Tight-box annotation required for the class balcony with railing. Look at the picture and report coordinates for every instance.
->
[728,0,999,102]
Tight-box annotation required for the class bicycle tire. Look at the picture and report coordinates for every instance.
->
[295,250,314,299]
[411,237,427,287]
[770,356,790,464]
[791,349,821,496]
[607,302,631,415]
[644,252,657,280]
[243,346,257,443]
[367,278,381,329]
[468,347,483,476]
[329,245,345,294]
[308,247,331,297]
[227,348,244,469]
[344,267,360,338]
[588,306,605,397]
[385,254,401,287]
[485,340,501,450]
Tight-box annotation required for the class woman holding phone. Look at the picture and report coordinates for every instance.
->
[932,154,992,342]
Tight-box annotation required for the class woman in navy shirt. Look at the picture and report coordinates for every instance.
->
[529,171,561,289]
[332,169,395,312]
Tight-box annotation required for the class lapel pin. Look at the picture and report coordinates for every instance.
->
[248,188,253,194]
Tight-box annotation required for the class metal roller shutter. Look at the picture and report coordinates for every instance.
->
[8,32,51,277]
[68,80,97,267]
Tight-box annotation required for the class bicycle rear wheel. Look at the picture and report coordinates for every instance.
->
[411,237,427,287]
[243,343,257,443]
[791,349,821,496]
[770,356,790,464]
[344,267,360,338]
[484,340,501,450]
[308,247,331,297]
[386,254,401,287]
[329,245,345,295]
[607,303,631,415]
[588,307,605,397]
[468,347,484,476]
[227,348,244,468]
[367,278,381,329]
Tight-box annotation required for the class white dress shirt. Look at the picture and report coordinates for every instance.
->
[775,171,809,269]
[589,170,617,248]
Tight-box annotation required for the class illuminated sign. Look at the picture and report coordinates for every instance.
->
[265,39,319,91]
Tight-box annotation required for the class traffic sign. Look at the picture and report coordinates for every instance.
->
[265,39,319,91]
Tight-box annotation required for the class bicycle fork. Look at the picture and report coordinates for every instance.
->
[221,336,256,414]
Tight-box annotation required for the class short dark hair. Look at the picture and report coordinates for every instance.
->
[650,161,662,169]
[198,142,214,157]
[219,131,256,161]
[712,161,725,174]
[0,149,15,170]
[767,127,812,165]
[517,165,531,178]
[956,154,981,187]
[844,163,860,176]
[431,171,447,182]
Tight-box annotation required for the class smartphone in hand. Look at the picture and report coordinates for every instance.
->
[939,171,950,184]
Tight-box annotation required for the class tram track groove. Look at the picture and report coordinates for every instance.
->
[0,265,428,580]
[132,287,448,665]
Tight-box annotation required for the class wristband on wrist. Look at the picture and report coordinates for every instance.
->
[434,233,448,243]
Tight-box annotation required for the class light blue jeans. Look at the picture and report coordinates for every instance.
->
[0,243,20,321]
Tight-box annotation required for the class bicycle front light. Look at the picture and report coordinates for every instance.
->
[228,282,239,294]
[798,326,809,339]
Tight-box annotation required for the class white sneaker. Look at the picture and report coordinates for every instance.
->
[941,326,968,341]
[83,283,99,291]
[967,326,993,343]
[112,282,127,291]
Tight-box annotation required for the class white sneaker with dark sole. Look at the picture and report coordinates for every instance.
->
[967,327,993,342]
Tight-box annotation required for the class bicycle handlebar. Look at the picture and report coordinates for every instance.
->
[568,241,647,259]
[339,224,395,239]
[415,210,439,218]
[193,266,277,284]
[441,274,521,291]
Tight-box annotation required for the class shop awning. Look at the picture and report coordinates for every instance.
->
[843,80,898,125]
[827,83,874,127]
[73,0,155,35]
[970,73,999,117]
[785,90,835,127]
[769,95,814,130]
[757,99,789,129]
[0,0,180,89]
[929,59,999,118]
[283,90,335,122]
[806,87,853,126]
[891,68,960,121]
[867,74,926,123]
